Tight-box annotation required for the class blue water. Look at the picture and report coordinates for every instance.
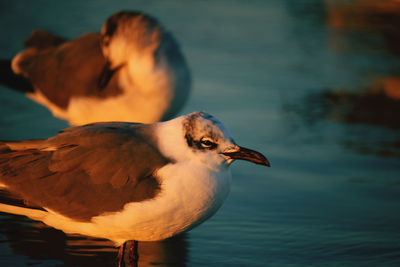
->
[1,0,400,266]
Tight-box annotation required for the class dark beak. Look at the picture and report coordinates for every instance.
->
[98,61,124,89]
[222,146,270,167]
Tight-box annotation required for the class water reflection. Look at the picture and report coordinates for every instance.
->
[327,0,400,55]
[298,88,400,129]
[284,87,400,157]
[0,213,188,267]
[283,0,400,159]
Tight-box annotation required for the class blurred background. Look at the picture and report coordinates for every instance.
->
[0,0,400,266]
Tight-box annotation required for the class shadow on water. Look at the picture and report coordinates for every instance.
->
[283,0,400,159]
[0,213,188,267]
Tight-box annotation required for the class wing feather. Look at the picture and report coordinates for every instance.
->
[0,123,169,221]
[14,33,122,109]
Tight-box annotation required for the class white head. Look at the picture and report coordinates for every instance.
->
[156,112,270,170]
[100,11,161,69]
[97,11,163,89]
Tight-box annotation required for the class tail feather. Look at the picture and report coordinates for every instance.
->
[0,141,48,220]
[0,203,47,221]
[0,59,34,93]
[1,139,45,151]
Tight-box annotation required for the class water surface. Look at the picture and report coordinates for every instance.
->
[1,0,400,266]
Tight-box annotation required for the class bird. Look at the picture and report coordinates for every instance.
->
[0,10,191,125]
[0,111,270,266]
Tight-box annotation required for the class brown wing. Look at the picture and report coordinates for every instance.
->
[15,33,122,109]
[0,122,169,222]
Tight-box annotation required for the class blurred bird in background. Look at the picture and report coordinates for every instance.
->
[0,10,191,125]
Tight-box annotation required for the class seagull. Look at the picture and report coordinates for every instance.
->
[0,10,191,125]
[0,112,270,266]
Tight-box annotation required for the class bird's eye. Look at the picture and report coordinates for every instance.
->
[200,137,217,149]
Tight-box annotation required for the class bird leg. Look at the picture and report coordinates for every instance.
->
[128,240,139,267]
[117,240,139,267]
[117,242,127,267]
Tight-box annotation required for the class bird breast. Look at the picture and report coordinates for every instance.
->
[93,162,232,243]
